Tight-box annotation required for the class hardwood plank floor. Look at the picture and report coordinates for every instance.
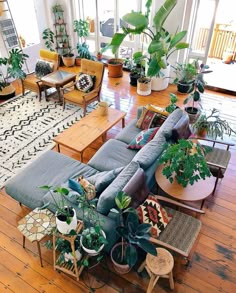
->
[0,67,235,292]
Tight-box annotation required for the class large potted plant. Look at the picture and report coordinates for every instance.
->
[103,0,189,89]
[183,62,212,123]
[159,139,211,188]
[0,48,28,99]
[192,108,236,139]
[40,186,77,234]
[110,192,157,274]
[73,19,93,66]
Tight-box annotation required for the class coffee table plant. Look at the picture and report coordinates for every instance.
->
[159,139,211,188]
[110,191,157,274]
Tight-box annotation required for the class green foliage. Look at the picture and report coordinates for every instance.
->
[76,42,94,60]
[165,93,178,113]
[193,108,236,139]
[111,191,157,267]
[102,0,189,77]
[73,19,89,42]
[0,48,28,91]
[42,28,55,51]
[159,139,211,187]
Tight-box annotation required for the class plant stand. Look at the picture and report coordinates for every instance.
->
[53,220,88,281]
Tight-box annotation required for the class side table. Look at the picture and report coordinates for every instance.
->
[17,208,56,267]
[138,248,174,292]
[53,220,88,281]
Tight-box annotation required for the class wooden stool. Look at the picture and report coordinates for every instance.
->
[138,248,174,292]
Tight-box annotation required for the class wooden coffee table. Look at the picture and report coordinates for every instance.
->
[155,165,215,209]
[53,107,126,162]
[41,70,76,103]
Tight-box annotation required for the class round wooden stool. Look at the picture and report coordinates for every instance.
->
[139,248,174,292]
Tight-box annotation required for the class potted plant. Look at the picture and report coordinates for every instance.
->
[42,28,55,52]
[183,61,213,123]
[110,191,157,274]
[77,194,108,256]
[0,48,28,99]
[73,19,93,66]
[128,51,146,87]
[62,47,75,67]
[40,186,77,234]
[192,108,236,139]
[107,57,124,78]
[103,0,189,88]
[52,3,64,24]
[173,60,199,93]
[159,139,211,188]
[165,93,178,113]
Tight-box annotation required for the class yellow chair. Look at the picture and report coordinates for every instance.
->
[61,59,105,116]
[21,49,59,101]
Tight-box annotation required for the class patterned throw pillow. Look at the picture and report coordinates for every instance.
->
[35,59,54,78]
[137,194,172,238]
[75,73,96,92]
[127,127,159,150]
[136,106,169,130]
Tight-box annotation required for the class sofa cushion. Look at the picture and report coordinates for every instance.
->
[115,119,141,144]
[86,167,124,195]
[132,131,166,169]
[35,59,53,78]
[170,113,191,143]
[75,73,96,92]
[159,108,185,138]
[96,161,140,215]
[88,139,137,171]
[136,107,168,129]
[127,127,159,150]
[137,194,172,238]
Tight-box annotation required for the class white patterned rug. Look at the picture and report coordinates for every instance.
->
[0,91,96,188]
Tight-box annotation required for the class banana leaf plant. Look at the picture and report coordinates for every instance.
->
[102,0,189,77]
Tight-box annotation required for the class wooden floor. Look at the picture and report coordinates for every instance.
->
[0,67,236,293]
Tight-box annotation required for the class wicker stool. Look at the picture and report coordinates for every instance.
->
[138,248,174,292]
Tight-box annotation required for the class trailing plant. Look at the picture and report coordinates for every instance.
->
[102,0,189,77]
[42,28,55,52]
[165,93,178,113]
[192,108,236,139]
[111,191,157,267]
[159,139,211,187]
[0,48,28,91]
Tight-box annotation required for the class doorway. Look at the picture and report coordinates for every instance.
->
[187,0,236,94]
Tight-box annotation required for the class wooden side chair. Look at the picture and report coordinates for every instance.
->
[61,59,105,116]
[195,137,234,193]
[21,49,59,100]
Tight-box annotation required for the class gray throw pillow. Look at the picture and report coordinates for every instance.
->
[86,167,124,195]
[97,161,140,215]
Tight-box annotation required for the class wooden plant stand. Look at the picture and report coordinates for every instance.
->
[53,220,88,281]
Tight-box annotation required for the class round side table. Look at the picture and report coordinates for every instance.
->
[138,248,174,293]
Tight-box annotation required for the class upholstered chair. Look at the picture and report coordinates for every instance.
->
[21,49,59,100]
[61,59,105,116]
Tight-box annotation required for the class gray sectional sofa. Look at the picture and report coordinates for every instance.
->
[5,107,189,252]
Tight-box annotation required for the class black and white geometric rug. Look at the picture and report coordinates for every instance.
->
[0,91,96,188]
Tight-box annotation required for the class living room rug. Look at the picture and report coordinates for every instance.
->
[0,91,96,188]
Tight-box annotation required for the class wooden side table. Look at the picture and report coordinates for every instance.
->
[53,220,88,281]
[138,248,174,292]
[17,208,56,267]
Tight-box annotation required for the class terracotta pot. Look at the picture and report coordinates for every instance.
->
[110,242,132,274]
[0,84,16,99]
[75,57,81,66]
[108,59,123,78]
[62,56,75,67]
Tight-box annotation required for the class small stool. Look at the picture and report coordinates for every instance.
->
[17,208,56,267]
[138,248,174,293]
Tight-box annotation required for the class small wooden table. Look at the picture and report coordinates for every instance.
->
[53,107,126,162]
[155,165,215,209]
[41,70,76,103]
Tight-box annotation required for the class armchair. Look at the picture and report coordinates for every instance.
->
[61,59,105,116]
[21,49,59,101]
[193,137,234,193]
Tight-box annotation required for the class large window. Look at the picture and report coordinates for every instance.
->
[76,0,149,59]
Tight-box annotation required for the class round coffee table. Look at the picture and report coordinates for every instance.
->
[155,165,215,209]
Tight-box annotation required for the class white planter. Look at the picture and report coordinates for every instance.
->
[64,249,82,262]
[137,77,151,96]
[151,65,170,91]
[80,229,106,256]
[56,207,77,234]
